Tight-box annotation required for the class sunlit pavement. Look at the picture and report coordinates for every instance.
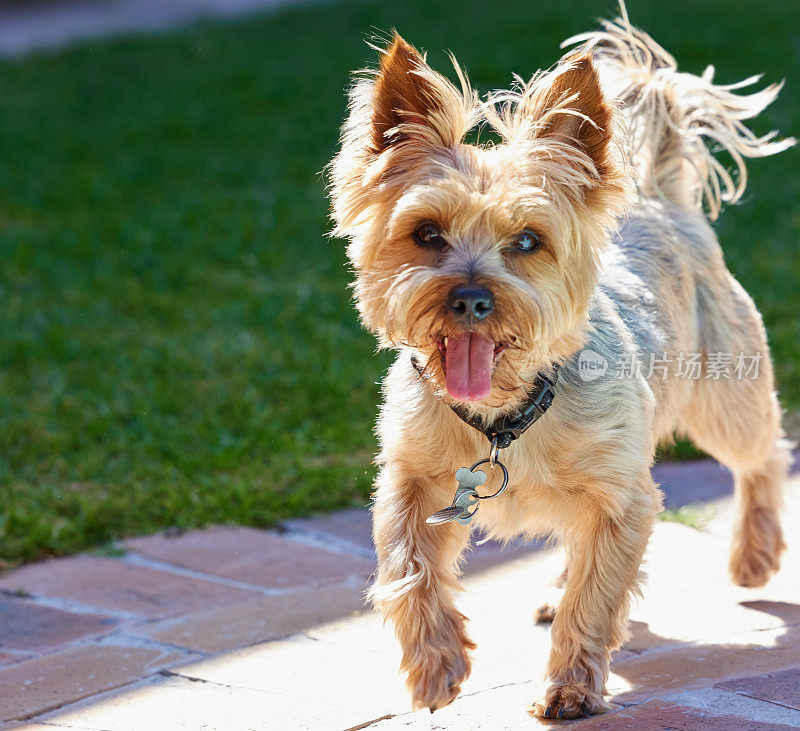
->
[2,457,800,730]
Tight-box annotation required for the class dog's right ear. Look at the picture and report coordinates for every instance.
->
[329,35,475,238]
[368,34,473,154]
[370,35,444,152]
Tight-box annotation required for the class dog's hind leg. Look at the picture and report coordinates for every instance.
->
[680,275,790,587]
[728,447,790,587]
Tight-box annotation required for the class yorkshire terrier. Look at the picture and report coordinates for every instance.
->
[328,7,794,720]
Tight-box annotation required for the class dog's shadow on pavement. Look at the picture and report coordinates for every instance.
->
[609,599,800,706]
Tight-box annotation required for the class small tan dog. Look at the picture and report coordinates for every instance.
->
[329,8,794,719]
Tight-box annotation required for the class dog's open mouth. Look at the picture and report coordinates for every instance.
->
[436,334,508,402]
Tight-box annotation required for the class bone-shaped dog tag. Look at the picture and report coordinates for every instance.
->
[426,466,487,526]
[454,466,487,491]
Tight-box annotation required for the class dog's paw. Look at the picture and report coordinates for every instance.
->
[730,509,785,588]
[731,549,780,588]
[529,683,611,720]
[534,601,557,624]
[406,644,472,712]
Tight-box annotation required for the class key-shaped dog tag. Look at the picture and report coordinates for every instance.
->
[426,466,487,526]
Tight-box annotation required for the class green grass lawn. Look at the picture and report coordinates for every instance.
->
[0,0,798,566]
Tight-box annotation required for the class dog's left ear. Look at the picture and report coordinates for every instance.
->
[525,55,616,183]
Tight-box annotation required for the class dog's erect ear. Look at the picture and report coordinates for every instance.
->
[329,35,476,237]
[539,56,612,176]
[369,34,470,153]
[522,55,615,181]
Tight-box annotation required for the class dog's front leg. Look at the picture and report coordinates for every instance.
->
[369,464,474,711]
[532,483,657,719]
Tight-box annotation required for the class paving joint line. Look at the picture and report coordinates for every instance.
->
[5,628,122,667]
[158,667,284,697]
[0,620,154,668]
[342,714,396,731]
[0,625,205,691]
[0,592,144,623]
[20,670,190,729]
[122,551,314,597]
[718,686,800,713]
[9,672,151,724]
[97,630,209,660]
[658,685,800,726]
[0,648,38,659]
[9,656,207,727]
[277,524,378,562]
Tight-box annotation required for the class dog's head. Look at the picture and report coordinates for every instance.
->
[329,35,630,409]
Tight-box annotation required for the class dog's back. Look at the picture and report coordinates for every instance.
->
[569,12,793,590]
[568,14,794,431]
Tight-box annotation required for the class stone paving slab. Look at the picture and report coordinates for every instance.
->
[366,695,800,730]
[124,526,374,590]
[0,599,115,654]
[659,686,800,727]
[623,523,800,649]
[610,625,800,704]
[367,679,545,730]
[26,673,282,731]
[717,667,800,712]
[0,555,260,619]
[0,651,29,669]
[654,449,799,511]
[171,634,410,730]
[571,699,800,730]
[135,584,365,653]
[654,458,737,509]
[36,496,798,729]
[0,644,186,723]
[281,508,377,559]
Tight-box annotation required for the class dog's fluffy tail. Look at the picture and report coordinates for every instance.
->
[564,7,795,220]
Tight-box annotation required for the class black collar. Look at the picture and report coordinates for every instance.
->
[410,355,559,449]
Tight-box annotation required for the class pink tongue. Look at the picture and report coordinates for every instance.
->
[445,333,495,402]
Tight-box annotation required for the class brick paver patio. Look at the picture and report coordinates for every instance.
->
[1,457,799,729]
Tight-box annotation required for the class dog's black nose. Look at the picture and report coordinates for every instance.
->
[448,286,494,321]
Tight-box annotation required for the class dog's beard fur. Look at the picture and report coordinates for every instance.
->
[330,37,632,411]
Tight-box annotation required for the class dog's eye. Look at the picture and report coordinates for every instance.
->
[512,229,543,253]
[413,222,446,248]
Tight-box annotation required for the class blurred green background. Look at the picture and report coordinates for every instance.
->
[0,0,797,565]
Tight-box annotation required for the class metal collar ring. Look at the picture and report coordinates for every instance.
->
[469,458,509,500]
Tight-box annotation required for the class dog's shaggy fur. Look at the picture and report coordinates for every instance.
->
[329,9,794,719]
